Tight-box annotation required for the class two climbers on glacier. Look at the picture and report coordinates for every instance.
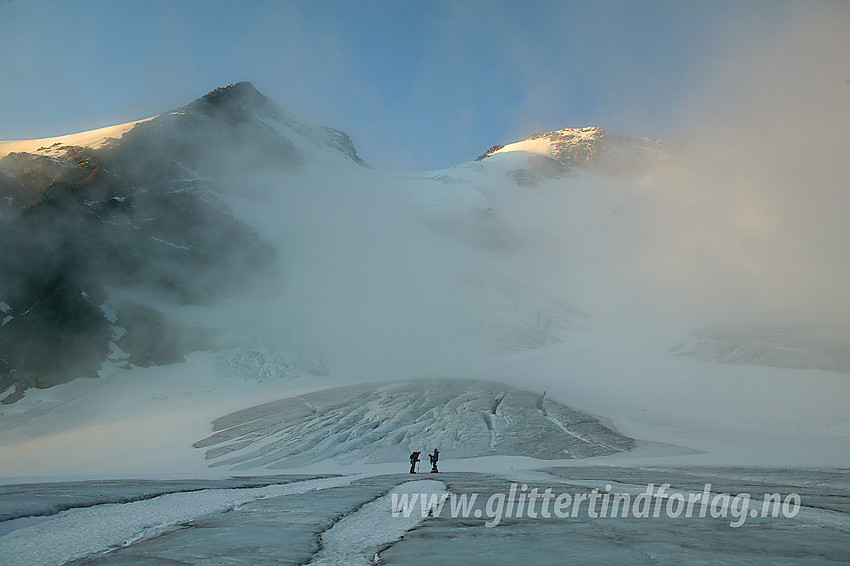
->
[409,448,439,473]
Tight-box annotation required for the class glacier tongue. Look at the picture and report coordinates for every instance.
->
[194,380,634,470]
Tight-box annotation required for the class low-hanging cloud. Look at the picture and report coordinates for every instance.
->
[507,3,850,329]
[644,3,850,327]
[221,4,850,380]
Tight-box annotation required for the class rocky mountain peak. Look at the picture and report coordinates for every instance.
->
[181,81,275,123]
[478,126,669,176]
[199,81,264,106]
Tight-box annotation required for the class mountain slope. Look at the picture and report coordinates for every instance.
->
[0,117,155,160]
[1,83,848,479]
[0,82,367,402]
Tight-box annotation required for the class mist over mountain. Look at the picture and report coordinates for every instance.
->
[1,81,848,476]
[0,82,365,401]
[1,6,849,563]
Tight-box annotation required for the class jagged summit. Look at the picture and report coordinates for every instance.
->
[0,82,368,168]
[476,126,668,176]
[479,126,606,159]
[0,82,379,402]
[178,81,278,123]
[194,81,268,109]
[173,81,369,168]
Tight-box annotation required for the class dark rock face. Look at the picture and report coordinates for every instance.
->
[505,156,571,188]
[115,303,216,368]
[111,84,304,179]
[0,274,112,402]
[506,168,541,188]
[475,144,504,161]
[0,82,364,401]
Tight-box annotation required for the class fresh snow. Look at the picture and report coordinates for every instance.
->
[493,134,564,157]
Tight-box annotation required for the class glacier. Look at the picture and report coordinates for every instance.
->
[1,82,848,565]
[193,380,635,470]
[1,469,847,565]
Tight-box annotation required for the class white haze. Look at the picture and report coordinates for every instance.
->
[238,5,848,354]
[2,5,849,479]
[659,4,850,327]
[186,5,850,430]
[293,8,843,439]
[515,4,850,330]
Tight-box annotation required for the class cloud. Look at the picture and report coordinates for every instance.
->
[611,3,850,326]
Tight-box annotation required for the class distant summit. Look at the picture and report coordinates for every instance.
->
[477,126,669,176]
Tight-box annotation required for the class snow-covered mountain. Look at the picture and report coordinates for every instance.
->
[0,82,367,401]
[1,81,600,406]
[1,82,848,479]
[475,126,671,183]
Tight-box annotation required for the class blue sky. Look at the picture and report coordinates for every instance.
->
[0,0,818,169]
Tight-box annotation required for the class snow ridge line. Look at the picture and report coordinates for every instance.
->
[546,413,624,453]
[541,401,624,453]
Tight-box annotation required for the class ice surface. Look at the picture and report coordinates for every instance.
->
[193,380,634,471]
[2,468,846,565]
[0,476,331,523]
[63,475,412,565]
[382,469,850,565]
[309,479,445,566]
[216,343,330,382]
[0,475,356,566]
